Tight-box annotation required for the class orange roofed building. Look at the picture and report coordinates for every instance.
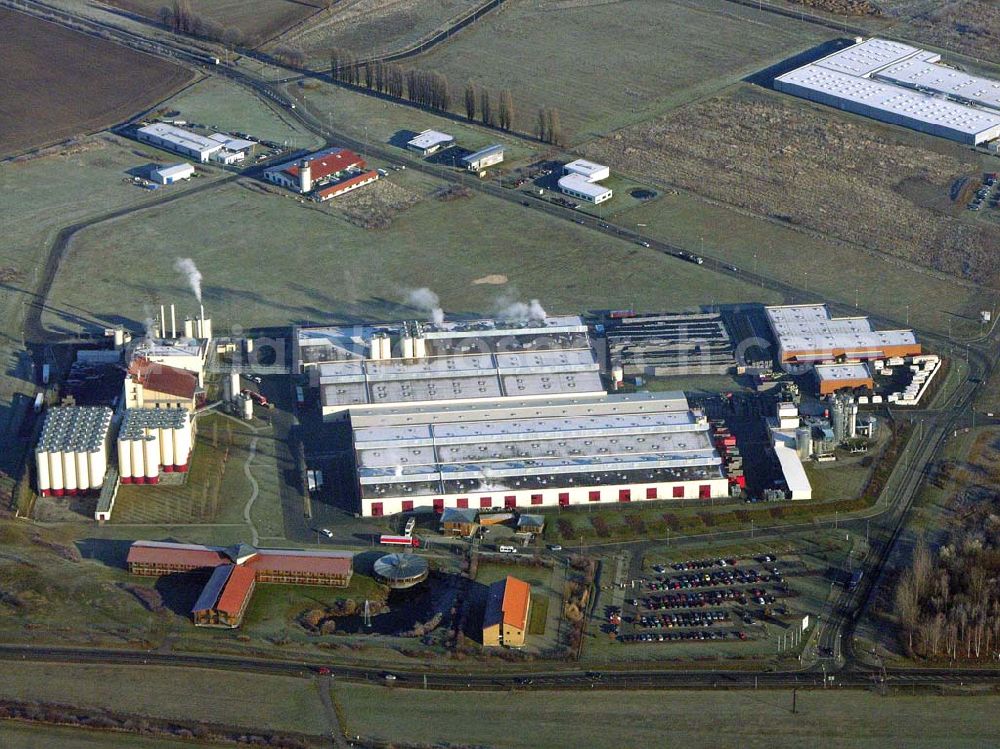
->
[124,358,198,412]
[483,575,531,647]
[127,541,353,628]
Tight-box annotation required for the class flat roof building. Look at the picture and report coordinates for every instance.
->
[765,304,920,364]
[814,362,874,395]
[264,147,376,200]
[461,144,505,172]
[558,159,612,204]
[351,391,729,517]
[407,129,454,155]
[151,163,195,184]
[296,316,605,418]
[770,430,812,500]
[137,123,223,162]
[483,576,531,647]
[775,38,1000,146]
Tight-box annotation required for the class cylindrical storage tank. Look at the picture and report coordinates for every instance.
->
[118,439,133,483]
[114,328,125,348]
[245,337,254,354]
[368,335,381,361]
[242,395,254,421]
[611,363,624,385]
[227,372,240,402]
[131,439,146,484]
[201,318,212,340]
[49,450,64,496]
[381,335,392,360]
[796,426,812,460]
[63,450,78,496]
[144,437,159,484]
[174,421,191,471]
[414,336,427,359]
[184,317,195,338]
[402,335,414,359]
[36,448,51,496]
[76,450,90,495]
[159,425,174,471]
[89,446,106,490]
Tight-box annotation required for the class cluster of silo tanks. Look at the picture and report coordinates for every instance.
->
[369,322,428,361]
[118,409,192,484]
[35,407,113,497]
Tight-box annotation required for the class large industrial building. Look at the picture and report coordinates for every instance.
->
[296,316,605,419]
[483,575,531,648]
[765,304,920,364]
[558,159,613,204]
[136,123,255,163]
[117,408,193,484]
[350,391,730,517]
[127,541,354,628]
[606,312,736,377]
[814,362,874,396]
[35,407,113,497]
[124,358,198,412]
[263,147,379,200]
[461,144,504,172]
[775,38,1000,146]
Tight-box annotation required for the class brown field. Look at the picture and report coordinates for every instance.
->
[104,0,321,45]
[0,10,193,157]
[582,84,1000,285]
[895,1,1000,66]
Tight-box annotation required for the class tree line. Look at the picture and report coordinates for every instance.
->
[329,47,565,142]
[158,0,244,47]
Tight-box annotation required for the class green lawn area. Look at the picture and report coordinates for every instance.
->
[804,456,872,502]
[336,685,1000,748]
[527,594,548,636]
[159,75,322,148]
[0,662,328,735]
[0,723,219,749]
[43,179,781,334]
[398,0,829,141]
[475,562,550,589]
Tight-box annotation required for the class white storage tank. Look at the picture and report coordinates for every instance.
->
[199,318,213,340]
[63,450,78,495]
[184,317,195,338]
[414,335,427,359]
[36,448,51,496]
[173,419,191,471]
[611,363,624,385]
[159,424,174,471]
[75,450,90,494]
[89,446,106,490]
[242,394,254,420]
[380,335,391,360]
[118,438,133,483]
[144,438,160,484]
[225,371,240,401]
[49,450,64,496]
[402,335,415,360]
[131,439,145,483]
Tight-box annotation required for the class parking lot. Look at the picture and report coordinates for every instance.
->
[610,552,799,647]
[967,172,998,213]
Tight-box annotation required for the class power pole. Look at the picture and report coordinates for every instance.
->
[792,688,797,714]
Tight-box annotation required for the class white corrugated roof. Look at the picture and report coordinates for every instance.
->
[811,38,922,77]
[408,130,454,149]
[558,173,612,199]
[875,59,1000,114]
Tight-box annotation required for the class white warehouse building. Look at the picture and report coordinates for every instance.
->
[775,38,1000,146]
[35,407,113,497]
[558,159,613,204]
[351,392,729,517]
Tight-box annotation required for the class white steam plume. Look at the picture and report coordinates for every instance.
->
[174,257,203,304]
[494,292,547,322]
[406,287,445,325]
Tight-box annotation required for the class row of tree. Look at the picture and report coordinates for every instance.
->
[158,0,243,47]
[462,84,514,130]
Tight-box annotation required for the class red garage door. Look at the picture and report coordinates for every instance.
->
[646,487,657,499]
[457,497,469,509]
[505,496,517,509]
[699,485,711,499]
[673,486,684,498]
[589,490,601,502]
[433,498,444,513]
[370,502,383,517]
[402,500,414,512]
[559,493,570,507]
[480,496,492,509]
[532,494,544,506]
[619,489,631,502]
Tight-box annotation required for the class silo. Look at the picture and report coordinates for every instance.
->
[173,419,191,471]
[49,449,64,496]
[144,437,160,484]
[402,334,414,359]
[831,398,846,444]
[118,438,133,483]
[63,450,78,495]
[131,439,146,484]
[160,423,174,471]
[75,449,90,494]
[242,394,254,421]
[224,371,240,402]
[113,328,125,349]
[414,335,427,359]
[36,447,50,496]
[795,426,812,460]
[89,445,106,490]
[184,317,195,339]
[380,335,391,360]
[299,159,312,193]
[369,335,383,361]
[611,363,624,386]
[847,403,858,440]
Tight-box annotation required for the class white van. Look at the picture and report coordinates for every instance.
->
[499,545,517,554]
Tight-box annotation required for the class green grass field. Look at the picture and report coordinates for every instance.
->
[43,179,781,334]
[399,0,829,141]
[335,684,1000,748]
[0,723,220,749]
[0,662,328,735]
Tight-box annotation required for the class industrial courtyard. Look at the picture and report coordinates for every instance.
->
[2,0,1000,747]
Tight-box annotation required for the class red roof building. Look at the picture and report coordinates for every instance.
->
[284,148,364,182]
[125,358,198,409]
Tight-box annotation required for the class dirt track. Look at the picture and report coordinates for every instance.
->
[0,9,192,157]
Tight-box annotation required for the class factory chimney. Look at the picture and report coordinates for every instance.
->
[170,305,177,339]
[299,159,312,194]
[160,305,166,339]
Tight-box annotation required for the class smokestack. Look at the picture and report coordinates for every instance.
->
[170,305,177,339]
[160,305,166,339]
[200,304,205,322]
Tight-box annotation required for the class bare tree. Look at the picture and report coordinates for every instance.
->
[894,569,920,652]
[498,89,514,130]
[464,82,476,121]
[537,108,547,141]
[480,89,493,126]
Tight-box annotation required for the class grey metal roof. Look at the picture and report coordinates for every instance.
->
[191,564,233,613]
[461,144,504,164]
[37,407,113,452]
